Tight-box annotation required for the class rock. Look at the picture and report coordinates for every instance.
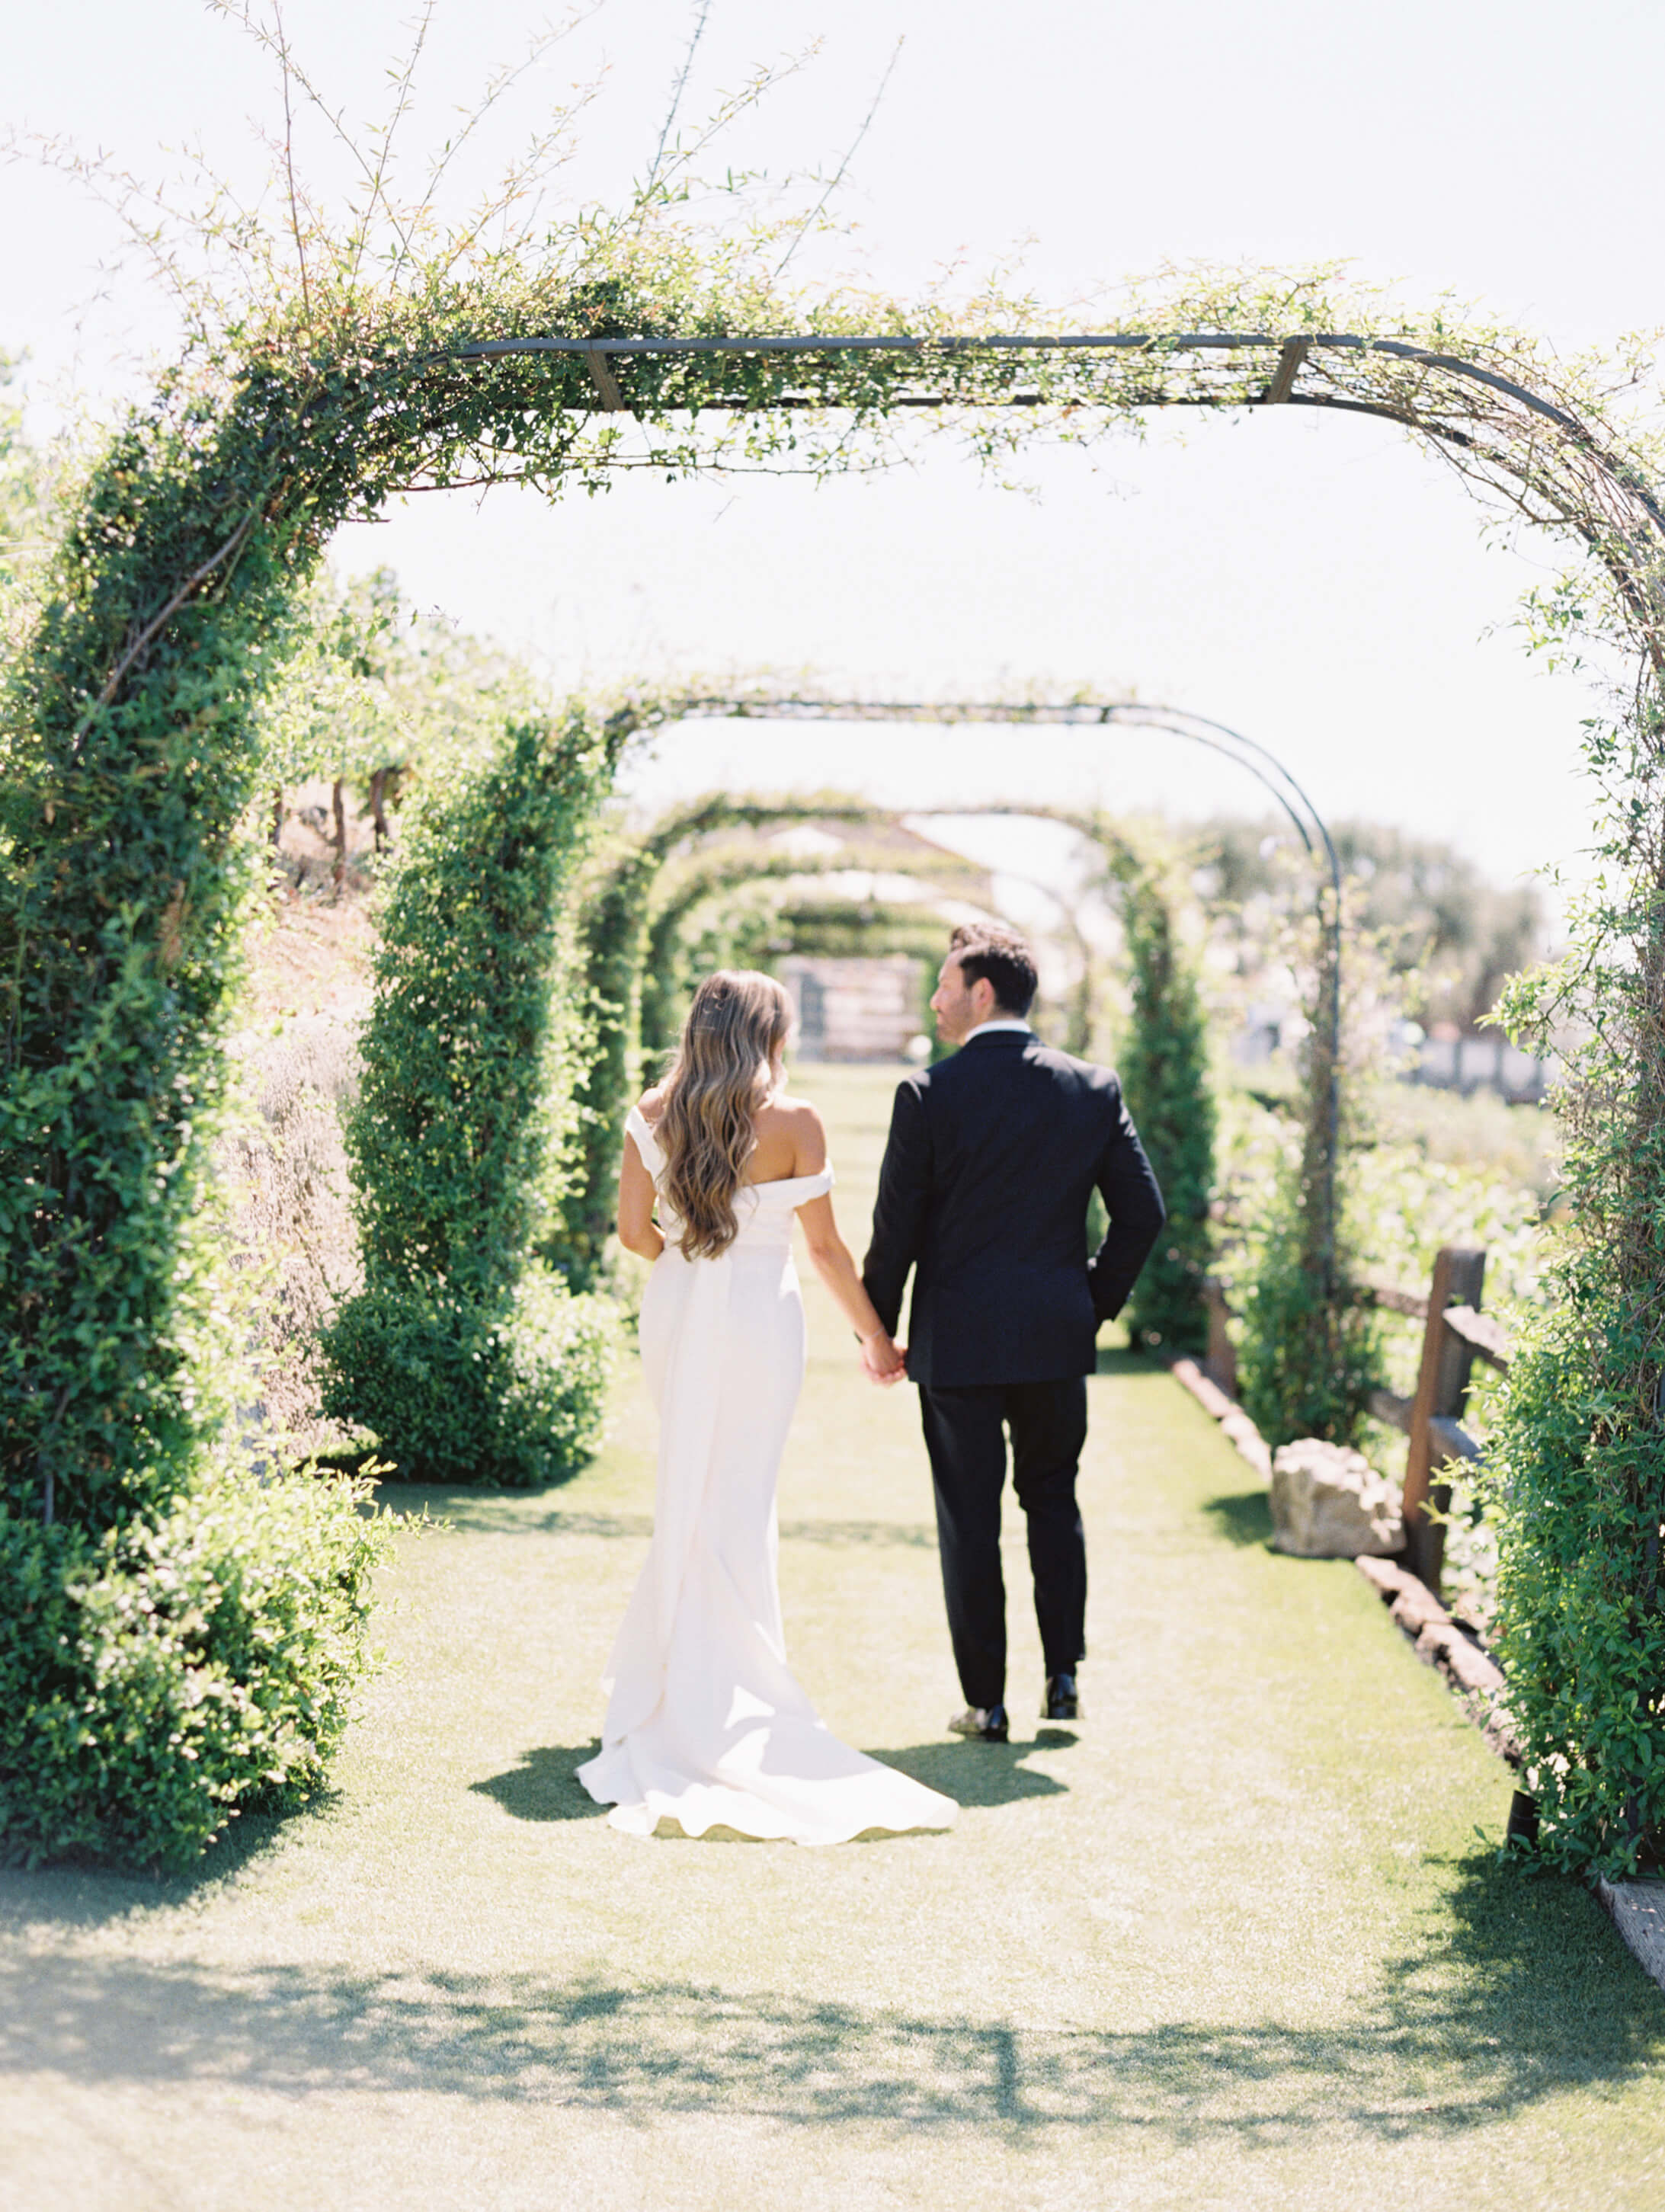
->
[1416,1621,1507,1695]
[1220,1410,1273,1481]
[1169,1357,1237,1423]
[1598,1881,1665,1994]
[1355,1554,1417,1601]
[1269,1438,1404,1558]
[1446,1637,1507,1697]
[1391,1582,1451,1634]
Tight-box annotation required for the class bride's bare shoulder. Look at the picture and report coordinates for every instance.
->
[760,1092,827,1171]
[635,1083,670,1128]
[759,1088,821,1128]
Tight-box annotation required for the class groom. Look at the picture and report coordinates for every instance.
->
[861,925,1166,1743]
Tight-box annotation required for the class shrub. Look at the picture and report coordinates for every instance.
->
[1118,866,1215,1357]
[1479,807,1665,1875]
[0,1462,387,1871]
[322,1268,613,1486]
[1233,901,1380,1448]
[1235,1185,1382,1449]
[337,715,607,1303]
[1479,1268,1665,1875]
[322,710,626,1478]
[546,839,658,1286]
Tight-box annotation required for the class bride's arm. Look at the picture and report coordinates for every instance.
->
[787,1103,902,1375]
[796,1192,905,1381]
[616,1132,664,1261]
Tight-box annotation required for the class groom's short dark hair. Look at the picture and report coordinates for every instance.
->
[949,924,1038,1017]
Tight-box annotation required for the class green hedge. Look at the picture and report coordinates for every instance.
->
[1234,911,1380,1449]
[0,1465,387,1871]
[1481,1271,1665,1872]
[0,390,394,1866]
[1118,866,1215,1359]
[552,795,892,1279]
[546,840,658,1286]
[322,1269,613,1487]
[322,710,623,1479]
[1236,1197,1382,1449]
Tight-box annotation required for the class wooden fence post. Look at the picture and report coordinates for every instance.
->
[1401,1244,1487,1592]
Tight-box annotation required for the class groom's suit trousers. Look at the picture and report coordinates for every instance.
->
[917,1377,1089,1711]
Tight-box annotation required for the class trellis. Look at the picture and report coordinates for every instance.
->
[677,690,1343,1273]
[8,273,1665,1871]
[598,711,1228,1358]
[638,835,983,1061]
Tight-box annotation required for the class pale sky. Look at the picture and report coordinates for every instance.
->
[8,0,1664,906]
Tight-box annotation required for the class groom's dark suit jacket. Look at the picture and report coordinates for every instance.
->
[861,1029,1166,1390]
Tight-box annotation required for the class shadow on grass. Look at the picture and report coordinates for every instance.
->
[1094,1346,1163,1378]
[2,1853,1657,2136]
[0,1788,346,1930]
[780,1519,938,1549]
[406,1496,940,1549]
[470,1746,609,1825]
[469,1741,1064,1827]
[1201,1490,1276,1548]
[372,1481,608,1535]
[870,1742,1070,1808]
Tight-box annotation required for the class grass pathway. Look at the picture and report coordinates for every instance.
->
[5,1066,1663,2209]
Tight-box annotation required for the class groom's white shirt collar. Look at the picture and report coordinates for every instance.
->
[961,1016,1033,1043]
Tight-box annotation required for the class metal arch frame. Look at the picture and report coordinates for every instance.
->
[674,688,1343,996]
[671,692,1346,1287]
[442,327,1599,1288]
[450,330,1604,448]
[447,328,1665,539]
[441,325,1648,1199]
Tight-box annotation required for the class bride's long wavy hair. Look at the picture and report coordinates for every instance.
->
[658,969,794,1260]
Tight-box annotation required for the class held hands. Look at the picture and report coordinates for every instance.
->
[860,1329,908,1387]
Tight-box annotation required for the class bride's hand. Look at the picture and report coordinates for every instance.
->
[860,1329,906,1385]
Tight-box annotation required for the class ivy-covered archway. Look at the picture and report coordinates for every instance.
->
[647,694,1341,1367]
[556,792,913,1281]
[636,827,981,1062]
[7,265,1665,1872]
[623,750,1224,1359]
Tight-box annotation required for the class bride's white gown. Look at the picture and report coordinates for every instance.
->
[577,1106,958,1844]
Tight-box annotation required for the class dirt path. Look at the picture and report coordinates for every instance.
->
[5,1068,1660,2210]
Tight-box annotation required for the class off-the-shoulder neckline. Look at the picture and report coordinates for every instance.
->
[627,1107,829,1191]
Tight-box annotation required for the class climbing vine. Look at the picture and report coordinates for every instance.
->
[7,14,1665,1865]
[1108,837,1218,1360]
[639,824,985,1060]
[319,704,635,1484]
[1234,891,1382,1449]
[550,792,899,1279]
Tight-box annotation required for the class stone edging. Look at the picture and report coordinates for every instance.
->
[1169,1355,1512,1725]
[1167,1357,1271,1480]
[1167,1353,1665,1995]
[1352,1554,1512,1727]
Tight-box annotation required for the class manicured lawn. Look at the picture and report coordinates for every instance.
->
[4,1064,1661,2209]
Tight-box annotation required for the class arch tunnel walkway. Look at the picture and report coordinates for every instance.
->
[3,1066,1663,2210]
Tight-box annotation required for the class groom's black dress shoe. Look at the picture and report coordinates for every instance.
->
[948,1704,1010,1743]
[1042,1673,1082,1722]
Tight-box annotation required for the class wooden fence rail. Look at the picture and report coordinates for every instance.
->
[1202,1242,1511,1593]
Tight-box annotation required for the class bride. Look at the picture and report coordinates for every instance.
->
[577,970,958,1844]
